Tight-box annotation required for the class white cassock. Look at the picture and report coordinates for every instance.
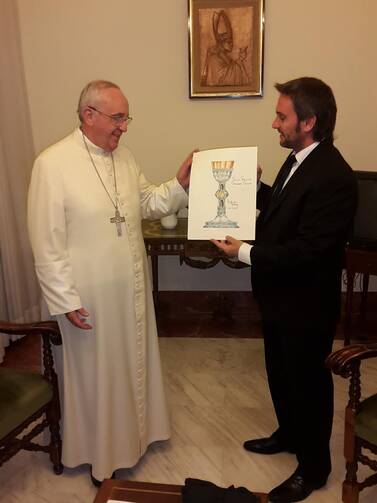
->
[28,128,188,480]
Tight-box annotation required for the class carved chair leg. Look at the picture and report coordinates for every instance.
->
[46,403,63,475]
[342,478,359,503]
[342,440,360,503]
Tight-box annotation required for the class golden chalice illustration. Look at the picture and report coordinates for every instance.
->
[204,160,239,228]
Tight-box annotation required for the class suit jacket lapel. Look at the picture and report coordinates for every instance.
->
[260,143,326,225]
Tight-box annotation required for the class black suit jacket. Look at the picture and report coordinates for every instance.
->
[251,140,358,328]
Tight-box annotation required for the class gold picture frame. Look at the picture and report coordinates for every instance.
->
[188,0,265,99]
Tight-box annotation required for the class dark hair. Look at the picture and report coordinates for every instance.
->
[275,77,337,142]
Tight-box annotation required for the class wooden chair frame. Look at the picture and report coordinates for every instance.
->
[327,343,377,503]
[0,321,63,474]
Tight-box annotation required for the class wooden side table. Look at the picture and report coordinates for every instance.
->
[93,479,268,503]
[142,218,249,308]
[344,247,377,345]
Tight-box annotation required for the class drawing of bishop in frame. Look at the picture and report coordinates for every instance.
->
[188,0,265,98]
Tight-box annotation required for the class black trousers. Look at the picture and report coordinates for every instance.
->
[262,319,336,482]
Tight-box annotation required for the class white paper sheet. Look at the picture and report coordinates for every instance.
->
[188,147,257,240]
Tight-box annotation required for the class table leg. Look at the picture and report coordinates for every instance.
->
[360,273,370,323]
[344,270,354,346]
[151,255,159,310]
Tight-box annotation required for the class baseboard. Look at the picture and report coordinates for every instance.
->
[156,291,262,338]
[156,291,377,340]
[157,291,257,315]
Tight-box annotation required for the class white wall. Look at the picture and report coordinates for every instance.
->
[16,0,377,291]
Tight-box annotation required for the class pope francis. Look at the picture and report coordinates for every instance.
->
[28,80,192,485]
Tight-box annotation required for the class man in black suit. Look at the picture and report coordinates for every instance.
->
[213,77,357,502]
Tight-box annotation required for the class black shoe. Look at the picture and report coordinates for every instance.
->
[90,469,116,488]
[268,470,328,502]
[91,474,102,488]
[243,436,295,454]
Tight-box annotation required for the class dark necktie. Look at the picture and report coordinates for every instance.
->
[270,153,297,201]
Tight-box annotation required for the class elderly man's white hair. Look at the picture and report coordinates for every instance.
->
[77,80,120,121]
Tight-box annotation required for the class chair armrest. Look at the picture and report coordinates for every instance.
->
[326,343,377,378]
[0,321,62,346]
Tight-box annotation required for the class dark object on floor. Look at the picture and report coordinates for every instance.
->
[327,342,377,503]
[91,474,102,488]
[243,434,295,454]
[91,468,116,487]
[268,468,328,502]
[0,320,63,474]
[182,478,260,502]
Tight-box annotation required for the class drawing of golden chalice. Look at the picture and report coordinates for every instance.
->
[204,160,239,228]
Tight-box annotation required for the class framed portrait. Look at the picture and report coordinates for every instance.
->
[188,0,265,99]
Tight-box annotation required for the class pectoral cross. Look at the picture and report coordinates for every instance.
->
[110,209,125,237]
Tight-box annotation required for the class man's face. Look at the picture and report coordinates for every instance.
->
[272,94,306,152]
[86,87,129,152]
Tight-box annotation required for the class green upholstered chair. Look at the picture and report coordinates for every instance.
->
[0,321,63,474]
[327,343,377,503]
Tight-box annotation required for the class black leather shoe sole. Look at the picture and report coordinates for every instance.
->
[243,437,295,454]
[269,473,328,502]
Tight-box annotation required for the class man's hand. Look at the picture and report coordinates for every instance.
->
[257,164,262,183]
[211,236,243,257]
[65,307,92,330]
[176,150,198,189]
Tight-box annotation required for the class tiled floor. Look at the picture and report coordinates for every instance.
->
[1,308,377,502]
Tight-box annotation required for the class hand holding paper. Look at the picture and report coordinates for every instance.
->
[176,149,198,189]
[211,236,242,257]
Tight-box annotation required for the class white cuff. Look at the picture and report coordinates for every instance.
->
[238,242,252,265]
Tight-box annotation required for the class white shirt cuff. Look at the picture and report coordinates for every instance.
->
[238,242,252,265]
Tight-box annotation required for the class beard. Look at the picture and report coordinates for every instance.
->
[279,121,302,149]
